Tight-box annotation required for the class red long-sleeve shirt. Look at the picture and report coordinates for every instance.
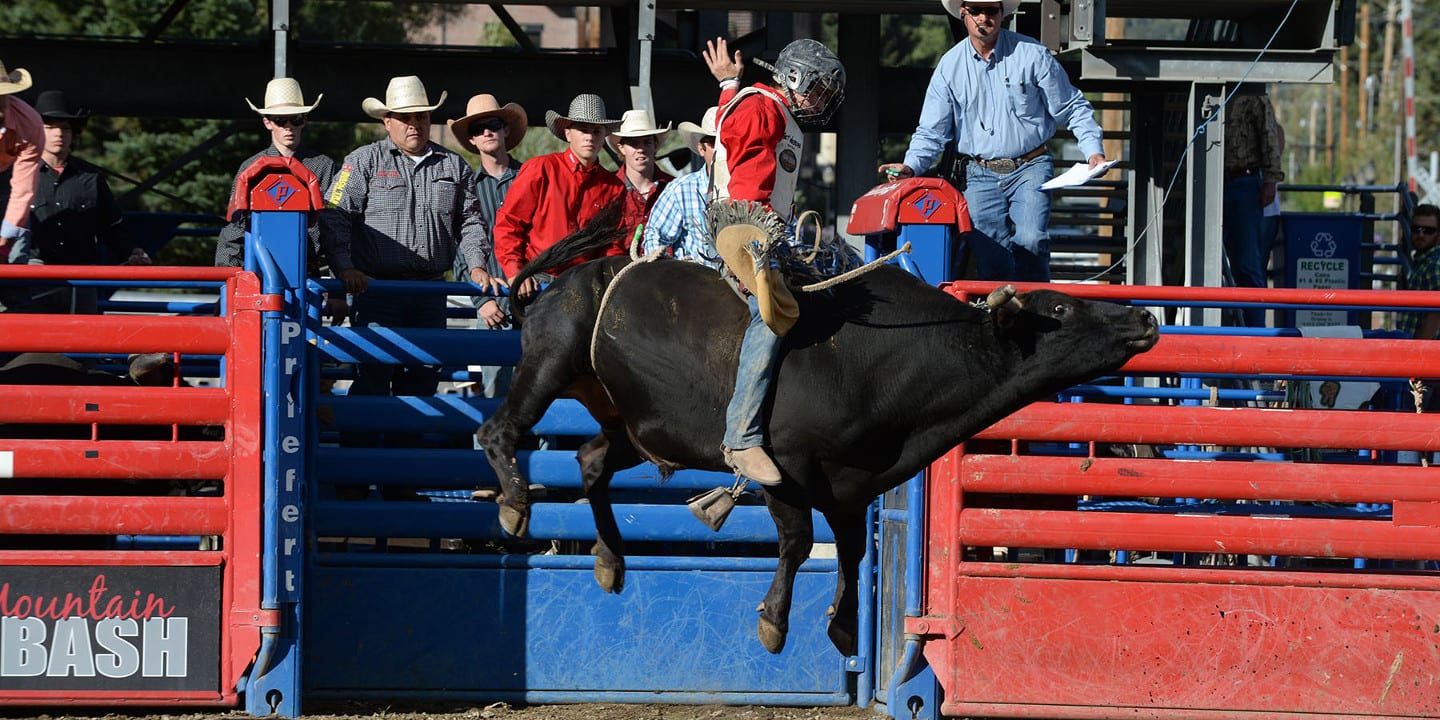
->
[617,167,674,244]
[715,84,791,213]
[493,150,625,278]
[1,96,44,233]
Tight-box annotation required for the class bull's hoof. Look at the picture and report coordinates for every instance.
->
[498,505,530,538]
[826,617,857,657]
[593,559,625,594]
[757,617,787,654]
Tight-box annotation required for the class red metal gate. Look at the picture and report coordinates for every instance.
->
[913,283,1440,719]
[0,266,271,706]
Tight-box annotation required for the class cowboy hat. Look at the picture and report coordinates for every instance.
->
[0,60,32,96]
[33,90,89,123]
[940,0,1022,19]
[362,76,447,120]
[448,94,528,151]
[247,77,322,116]
[544,94,620,140]
[606,109,672,150]
[677,106,719,150]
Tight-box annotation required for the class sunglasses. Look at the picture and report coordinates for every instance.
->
[1413,225,1439,236]
[469,117,508,136]
[964,4,1004,15]
[271,115,307,128]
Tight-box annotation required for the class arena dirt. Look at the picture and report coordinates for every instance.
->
[0,703,882,720]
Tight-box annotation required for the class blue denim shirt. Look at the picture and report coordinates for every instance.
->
[903,30,1105,174]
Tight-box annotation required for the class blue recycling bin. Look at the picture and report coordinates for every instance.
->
[1282,212,1364,327]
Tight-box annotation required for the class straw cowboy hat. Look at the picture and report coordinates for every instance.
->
[676,106,718,150]
[606,109,672,150]
[0,59,32,96]
[940,0,1022,19]
[448,94,528,151]
[544,94,620,140]
[246,77,322,116]
[362,76,447,120]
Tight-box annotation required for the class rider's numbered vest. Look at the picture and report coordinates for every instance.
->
[711,86,804,221]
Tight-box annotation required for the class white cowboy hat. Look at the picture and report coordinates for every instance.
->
[447,94,528,151]
[606,109,672,150]
[246,77,322,116]
[544,94,621,140]
[940,0,1022,19]
[362,76,448,120]
[0,60,32,96]
[676,106,718,150]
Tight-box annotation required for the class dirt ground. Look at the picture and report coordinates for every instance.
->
[0,703,884,720]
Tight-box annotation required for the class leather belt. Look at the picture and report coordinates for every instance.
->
[974,145,1048,175]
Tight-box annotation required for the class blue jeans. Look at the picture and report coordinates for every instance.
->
[963,155,1055,283]
[1223,173,1268,327]
[724,294,783,450]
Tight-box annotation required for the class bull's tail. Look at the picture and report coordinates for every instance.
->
[509,198,627,324]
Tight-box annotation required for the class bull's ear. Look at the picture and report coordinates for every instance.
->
[986,285,1024,326]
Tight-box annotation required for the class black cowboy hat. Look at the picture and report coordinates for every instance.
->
[33,90,90,124]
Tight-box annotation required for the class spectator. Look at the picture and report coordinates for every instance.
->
[879,0,1106,283]
[1400,203,1440,340]
[26,90,151,315]
[0,59,41,265]
[640,106,721,267]
[1223,90,1284,327]
[446,93,528,397]
[610,109,674,243]
[216,78,337,274]
[702,37,846,485]
[492,93,624,302]
[321,75,502,436]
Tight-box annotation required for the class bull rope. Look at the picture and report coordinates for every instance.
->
[799,242,912,292]
[590,225,665,370]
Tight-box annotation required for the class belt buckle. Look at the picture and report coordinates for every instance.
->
[988,157,1018,174]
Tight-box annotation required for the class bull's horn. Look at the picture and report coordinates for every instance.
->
[986,285,1023,313]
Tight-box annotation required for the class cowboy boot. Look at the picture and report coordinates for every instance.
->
[724,446,782,486]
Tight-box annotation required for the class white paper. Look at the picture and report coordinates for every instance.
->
[1040,160,1119,191]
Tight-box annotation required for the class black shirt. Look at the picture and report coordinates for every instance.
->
[30,156,132,265]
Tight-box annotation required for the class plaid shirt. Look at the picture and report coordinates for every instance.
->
[322,137,490,279]
[640,168,721,268]
[1400,245,1440,337]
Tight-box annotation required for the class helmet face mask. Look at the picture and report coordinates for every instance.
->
[772,39,846,128]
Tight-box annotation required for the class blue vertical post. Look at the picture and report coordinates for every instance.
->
[243,179,311,718]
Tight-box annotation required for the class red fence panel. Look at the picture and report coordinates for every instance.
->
[0,268,270,707]
[915,283,1440,719]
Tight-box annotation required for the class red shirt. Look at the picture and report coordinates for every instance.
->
[493,150,625,278]
[716,84,790,211]
[617,167,674,245]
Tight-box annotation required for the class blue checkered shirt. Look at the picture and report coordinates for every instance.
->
[641,168,722,269]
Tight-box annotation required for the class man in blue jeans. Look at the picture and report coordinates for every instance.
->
[880,0,1107,282]
[1222,90,1284,327]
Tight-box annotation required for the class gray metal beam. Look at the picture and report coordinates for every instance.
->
[1076,49,1336,85]
[1183,83,1227,326]
[488,4,540,53]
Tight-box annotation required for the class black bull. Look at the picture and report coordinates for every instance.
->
[477,239,1159,656]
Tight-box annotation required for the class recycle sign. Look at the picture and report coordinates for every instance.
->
[1309,231,1337,259]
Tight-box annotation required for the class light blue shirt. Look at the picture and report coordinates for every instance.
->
[641,167,722,268]
[903,30,1104,174]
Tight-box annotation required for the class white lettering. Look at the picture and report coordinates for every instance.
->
[284,357,298,376]
[281,435,299,454]
[281,505,299,523]
[47,618,96,677]
[94,619,140,678]
[1,617,46,676]
[141,617,187,678]
[286,392,296,418]
[285,571,296,593]
[285,468,297,492]
[284,538,298,556]
[280,321,301,344]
